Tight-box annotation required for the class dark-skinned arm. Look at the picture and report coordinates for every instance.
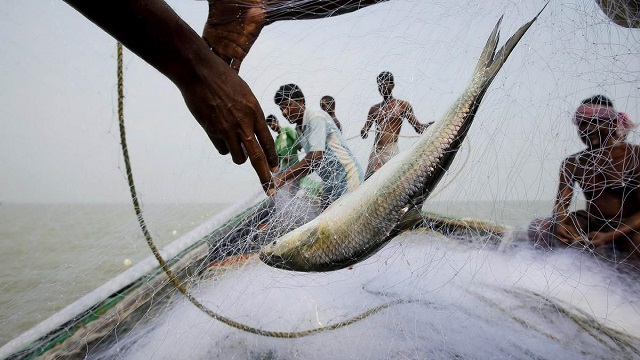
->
[62,0,278,193]
[404,103,432,133]
[590,212,640,246]
[204,0,390,71]
[264,0,389,23]
[361,108,376,139]
[272,151,323,189]
[333,117,343,132]
[552,159,582,244]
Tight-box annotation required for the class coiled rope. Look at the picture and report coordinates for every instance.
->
[116,42,407,338]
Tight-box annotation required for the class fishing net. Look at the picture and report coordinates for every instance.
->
[1,0,640,359]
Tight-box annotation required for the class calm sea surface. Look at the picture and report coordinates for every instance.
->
[0,200,551,348]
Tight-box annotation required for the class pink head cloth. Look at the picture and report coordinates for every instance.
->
[616,112,636,140]
[617,112,634,131]
[572,103,618,126]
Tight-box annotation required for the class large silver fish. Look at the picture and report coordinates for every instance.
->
[260,8,545,272]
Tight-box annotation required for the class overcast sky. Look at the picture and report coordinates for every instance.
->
[1,0,638,204]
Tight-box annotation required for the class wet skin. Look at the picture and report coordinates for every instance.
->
[64,0,388,194]
[552,116,640,253]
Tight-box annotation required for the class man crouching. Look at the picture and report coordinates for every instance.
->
[529,95,640,263]
[271,84,364,209]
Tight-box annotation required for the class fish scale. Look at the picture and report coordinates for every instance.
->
[261,6,546,272]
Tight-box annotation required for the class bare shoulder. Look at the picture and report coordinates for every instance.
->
[400,98,413,107]
[616,142,640,173]
[400,99,418,116]
[562,152,583,173]
[392,98,411,109]
[611,142,640,162]
[620,142,640,155]
[368,102,382,115]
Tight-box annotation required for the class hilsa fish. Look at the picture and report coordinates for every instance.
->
[260,7,545,272]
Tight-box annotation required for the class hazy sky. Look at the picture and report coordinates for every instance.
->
[1,0,639,204]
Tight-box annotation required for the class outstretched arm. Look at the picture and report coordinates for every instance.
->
[272,151,323,188]
[63,0,278,193]
[265,0,390,24]
[204,0,389,71]
[403,103,431,133]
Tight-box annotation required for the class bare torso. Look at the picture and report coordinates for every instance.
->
[567,143,640,220]
[368,98,411,150]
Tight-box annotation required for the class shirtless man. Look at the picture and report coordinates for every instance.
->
[320,95,343,131]
[529,96,640,262]
[360,71,433,178]
[63,0,389,194]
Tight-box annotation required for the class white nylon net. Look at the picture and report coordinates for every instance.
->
[1,0,639,359]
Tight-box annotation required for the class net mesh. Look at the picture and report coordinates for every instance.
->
[1,0,640,359]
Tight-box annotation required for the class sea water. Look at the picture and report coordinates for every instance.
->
[0,203,226,347]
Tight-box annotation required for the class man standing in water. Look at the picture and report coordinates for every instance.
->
[320,95,343,132]
[529,96,640,263]
[272,84,363,208]
[361,71,433,178]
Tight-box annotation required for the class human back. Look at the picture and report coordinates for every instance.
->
[299,108,362,194]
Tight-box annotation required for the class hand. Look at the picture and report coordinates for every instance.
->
[589,229,623,247]
[418,122,433,134]
[202,0,266,72]
[361,129,368,139]
[270,173,286,192]
[179,50,278,194]
[553,220,583,245]
[60,0,277,193]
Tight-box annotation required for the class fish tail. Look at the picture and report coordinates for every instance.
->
[474,15,503,75]
[475,3,548,84]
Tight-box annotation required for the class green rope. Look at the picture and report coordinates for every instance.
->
[115,42,405,338]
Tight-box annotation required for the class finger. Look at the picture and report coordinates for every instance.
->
[215,36,248,60]
[207,43,234,68]
[202,35,246,68]
[254,114,279,171]
[207,131,230,155]
[230,58,243,72]
[243,135,275,194]
[203,29,248,56]
[226,134,248,164]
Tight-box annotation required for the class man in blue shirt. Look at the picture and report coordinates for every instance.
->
[271,84,363,208]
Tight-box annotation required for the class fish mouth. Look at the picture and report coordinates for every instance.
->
[259,251,298,271]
